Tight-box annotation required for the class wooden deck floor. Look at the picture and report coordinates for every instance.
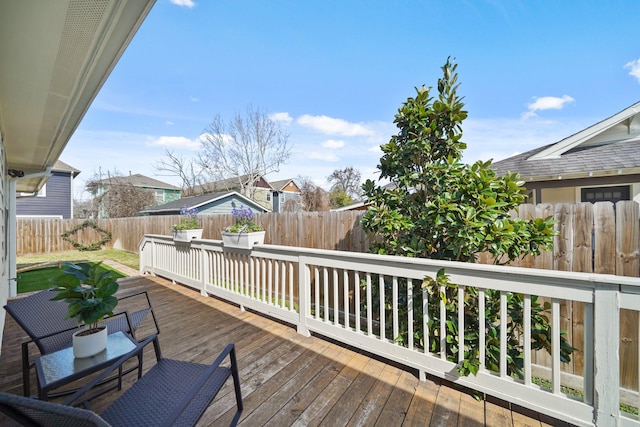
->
[0,274,574,426]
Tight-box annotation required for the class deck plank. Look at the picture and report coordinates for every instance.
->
[0,274,574,426]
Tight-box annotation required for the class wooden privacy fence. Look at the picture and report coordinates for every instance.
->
[15,211,370,256]
[16,201,640,277]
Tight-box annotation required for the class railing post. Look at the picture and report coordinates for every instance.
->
[297,256,310,336]
[593,283,620,426]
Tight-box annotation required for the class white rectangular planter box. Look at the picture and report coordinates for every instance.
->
[221,231,265,250]
[172,229,203,242]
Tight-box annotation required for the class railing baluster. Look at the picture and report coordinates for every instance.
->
[584,302,594,406]
[323,267,329,322]
[552,298,561,394]
[393,276,399,345]
[423,286,428,355]
[314,266,320,319]
[289,262,294,311]
[268,259,273,305]
[274,259,280,307]
[500,291,507,378]
[333,269,339,325]
[479,288,485,370]
[524,294,531,386]
[380,274,386,341]
[408,279,414,350]
[344,270,349,330]
[458,285,464,363]
[366,273,372,337]
[440,283,446,360]
[355,271,361,333]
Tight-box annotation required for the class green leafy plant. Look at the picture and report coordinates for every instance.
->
[61,221,112,252]
[225,206,263,232]
[360,57,569,377]
[49,261,119,333]
[173,207,200,230]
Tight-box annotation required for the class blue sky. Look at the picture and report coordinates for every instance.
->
[64,0,640,199]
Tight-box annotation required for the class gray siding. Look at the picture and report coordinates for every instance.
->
[16,171,72,218]
[198,197,263,214]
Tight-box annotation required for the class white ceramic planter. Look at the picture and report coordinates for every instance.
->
[72,325,108,358]
[221,231,265,250]
[172,228,203,242]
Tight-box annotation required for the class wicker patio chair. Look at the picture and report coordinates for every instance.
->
[3,289,160,397]
[0,334,243,427]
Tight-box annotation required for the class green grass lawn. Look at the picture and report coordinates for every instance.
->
[16,249,138,294]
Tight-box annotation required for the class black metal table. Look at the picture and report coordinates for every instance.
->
[34,331,137,401]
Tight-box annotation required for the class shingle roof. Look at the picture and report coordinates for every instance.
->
[140,191,269,214]
[270,178,297,192]
[92,173,180,190]
[52,160,80,177]
[491,139,640,180]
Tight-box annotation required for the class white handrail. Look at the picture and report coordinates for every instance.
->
[139,234,640,427]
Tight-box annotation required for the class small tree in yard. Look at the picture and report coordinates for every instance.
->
[361,58,571,377]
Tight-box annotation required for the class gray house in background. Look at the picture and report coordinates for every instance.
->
[270,178,302,212]
[491,101,640,205]
[140,191,269,216]
[16,160,79,219]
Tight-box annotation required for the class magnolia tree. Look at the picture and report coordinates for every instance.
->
[361,58,571,377]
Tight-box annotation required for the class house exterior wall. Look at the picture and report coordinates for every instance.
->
[16,170,73,218]
[198,196,266,215]
[528,174,640,204]
[251,187,273,211]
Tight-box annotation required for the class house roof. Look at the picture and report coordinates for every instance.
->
[92,174,180,190]
[491,101,640,181]
[140,191,270,214]
[0,1,155,193]
[270,178,299,192]
[52,160,80,177]
[191,174,273,195]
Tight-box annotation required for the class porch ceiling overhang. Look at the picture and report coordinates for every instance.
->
[0,0,155,193]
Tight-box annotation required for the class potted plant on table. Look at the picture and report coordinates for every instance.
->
[50,262,119,358]
[172,207,203,242]
[221,205,265,250]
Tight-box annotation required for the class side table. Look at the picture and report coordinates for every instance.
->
[34,331,138,401]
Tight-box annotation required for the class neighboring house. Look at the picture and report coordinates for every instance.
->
[269,178,302,212]
[140,191,269,216]
[90,174,181,218]
[16,160,80,219]
[0,1,155,345]
[191,175,274,211]
[491,101,640,205]
[90,173,180,205]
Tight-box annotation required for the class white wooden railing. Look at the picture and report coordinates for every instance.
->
[139,234,640,427]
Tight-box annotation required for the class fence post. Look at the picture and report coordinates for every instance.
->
[297,256,310,337]
[593,283,620,426]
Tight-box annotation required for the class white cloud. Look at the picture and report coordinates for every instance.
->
[624,58,640,83]
[170,0,196,8]
[522,95,575,119]
[322,139,344,149]
[306,151,339,162]
[297,114,376,136]
[190,96,199,102]
[147,135,201,150]
[165,121,174,126]
[270,112,293,125]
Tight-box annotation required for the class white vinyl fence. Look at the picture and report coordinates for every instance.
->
[139,234,640,427]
